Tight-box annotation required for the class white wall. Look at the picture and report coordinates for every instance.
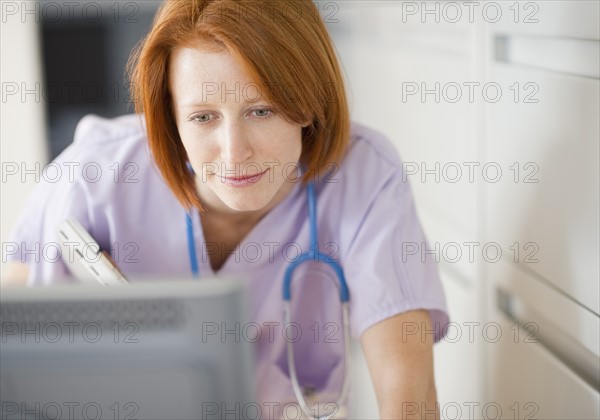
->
[0,9,49,276]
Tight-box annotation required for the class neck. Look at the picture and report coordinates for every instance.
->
[202,202,268,229]
[195,178,298,228]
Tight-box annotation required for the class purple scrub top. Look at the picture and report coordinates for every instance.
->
[7,114,449,416]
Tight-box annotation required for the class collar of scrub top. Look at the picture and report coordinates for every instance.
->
[184,161,349,299]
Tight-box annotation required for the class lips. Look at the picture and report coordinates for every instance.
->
[221,168,269,186]
[222,168,268,182]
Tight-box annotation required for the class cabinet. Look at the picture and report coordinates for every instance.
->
[326,1,600,417]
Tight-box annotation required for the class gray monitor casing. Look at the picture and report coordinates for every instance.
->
[0,278,257,419]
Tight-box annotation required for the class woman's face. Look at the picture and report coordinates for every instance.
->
[169,44,305,216]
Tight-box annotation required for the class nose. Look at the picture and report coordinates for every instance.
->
[219,120,253,167]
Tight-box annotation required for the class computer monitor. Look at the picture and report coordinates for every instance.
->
[0,278,257,420]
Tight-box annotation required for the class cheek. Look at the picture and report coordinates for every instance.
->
[271,128,303,156]
[290,132,303,159]
[178,130,213,159]
[177,126,194,153]
[179,142,213,174]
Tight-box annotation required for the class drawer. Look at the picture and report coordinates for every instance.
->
[487,314,600,419]
[490,0,599,41]
[485,64,600,314]
[487,259,599,419]
[486,262,600,419]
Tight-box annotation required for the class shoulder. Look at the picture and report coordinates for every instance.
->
[332,120,406,188]
[38,113,177,233]
[73,113,147,144]
[314,120,412,245]
[67,113,180,198]
[348,120,404,169]
[67,113,149,161]
[44,114,152,182]
[48,113,163,203]
[52,113,162,190]
[321,120,406,193]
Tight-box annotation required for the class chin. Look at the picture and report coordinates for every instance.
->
[210,180,284,213]
[223,201,266,212]
[218,193,272,213]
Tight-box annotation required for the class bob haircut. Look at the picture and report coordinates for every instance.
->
[128,0,350,211]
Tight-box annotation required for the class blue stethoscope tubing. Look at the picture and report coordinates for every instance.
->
[185,180,351,420]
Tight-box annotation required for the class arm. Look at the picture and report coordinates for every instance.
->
[1,262,30,287]
[360,309,440,420]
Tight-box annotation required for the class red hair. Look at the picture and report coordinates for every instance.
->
[128,0,350,211]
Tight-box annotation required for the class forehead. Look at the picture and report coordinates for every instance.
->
[170,46,245,77]
[169,45,258,89]
[168,44,269,105]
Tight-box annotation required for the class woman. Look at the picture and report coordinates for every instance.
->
[4,1,449,418]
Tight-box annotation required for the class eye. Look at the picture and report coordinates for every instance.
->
[189,113,214,124]
[251,108,274,118]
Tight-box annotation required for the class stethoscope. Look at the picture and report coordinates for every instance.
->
[184,176,351,420]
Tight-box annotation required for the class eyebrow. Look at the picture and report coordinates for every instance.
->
[176,85,270,107]
[179,99,270,108]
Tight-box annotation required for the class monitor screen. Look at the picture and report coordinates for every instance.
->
[0,278,256,420]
